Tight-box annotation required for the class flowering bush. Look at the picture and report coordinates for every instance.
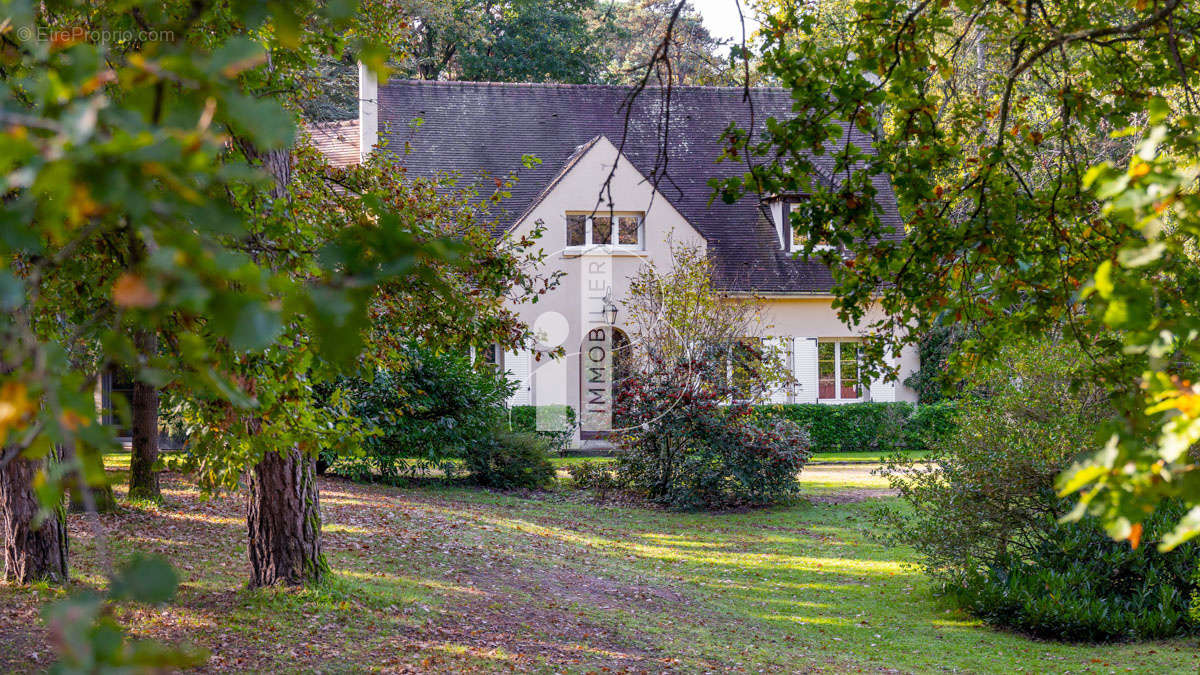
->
[614,358,810,509]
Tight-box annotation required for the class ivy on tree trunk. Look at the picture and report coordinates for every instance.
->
[0,451,68,585]
[247,444,326,586]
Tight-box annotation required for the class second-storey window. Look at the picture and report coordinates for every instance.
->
[566,212,643,248]
[818,340,861,400]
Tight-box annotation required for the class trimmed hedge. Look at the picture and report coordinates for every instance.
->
[508,405,577,455]
[757,401,957,454]
[508,401,957,455]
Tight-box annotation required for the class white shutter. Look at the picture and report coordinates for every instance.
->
[767,337,792,404]
[869,347,898,402]
[793,337,819,403]
[504,349,532,406]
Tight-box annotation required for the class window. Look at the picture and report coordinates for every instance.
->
[566,212,643,248]
[729,337,767,401]
[780,198,833,254]
[818,340,860,400]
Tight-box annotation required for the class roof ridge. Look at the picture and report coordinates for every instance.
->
[304,119,359,129]
[381,78,789,94]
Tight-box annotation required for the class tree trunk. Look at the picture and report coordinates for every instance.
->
[0,451,69,584]
[128,330,160,500]
[240,137,323,587]
[247,446,325,586]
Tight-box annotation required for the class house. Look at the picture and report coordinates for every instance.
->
[314,71,919,444]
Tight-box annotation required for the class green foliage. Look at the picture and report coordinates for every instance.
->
[724,0,1200,546]
[329,345,515,483]
[616,360,811,509]
[901,401,958,454]
[567,460,623,495]
[465,429,555,489]
[877,341,1199,640]
[507,404,577,455]
[594,0,741,86]
[904,326,966,405]
[45,555,207,672]
[950,503,1200,642]
[394,0,605,82]
[1058,118,1200,550]
[759,402,913,454]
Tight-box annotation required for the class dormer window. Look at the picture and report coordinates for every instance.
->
[777,197,833,254]
[566,212,643,249]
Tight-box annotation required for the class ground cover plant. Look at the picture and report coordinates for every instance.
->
[2,457,1196,673]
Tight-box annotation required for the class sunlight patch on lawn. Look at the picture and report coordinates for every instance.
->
[324,523,374,535]
[930,617,983,628]
[635,533,729,549]
[458,510,908,580]
[155,510,242,527]
[758,613,852,627]
[336,569,487,598]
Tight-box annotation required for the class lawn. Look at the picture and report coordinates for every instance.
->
[0,458,1194,673]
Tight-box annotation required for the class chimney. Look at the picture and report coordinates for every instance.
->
[358,61,378,159]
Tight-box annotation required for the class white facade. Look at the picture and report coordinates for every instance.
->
[353,90,919,445]
[488,136,918,442]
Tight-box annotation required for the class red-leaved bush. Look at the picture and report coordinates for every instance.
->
[613,356,810,509]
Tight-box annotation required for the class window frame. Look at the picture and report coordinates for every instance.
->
[817,339,862,402]
[780,197,835,254]
[565,211,644,250]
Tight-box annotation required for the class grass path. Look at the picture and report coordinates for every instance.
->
[0,460,1195,672]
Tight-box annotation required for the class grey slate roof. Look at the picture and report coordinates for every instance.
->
[376,80,905,293]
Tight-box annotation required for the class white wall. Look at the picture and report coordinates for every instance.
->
[498,136,919,439]
[502,136,705,419]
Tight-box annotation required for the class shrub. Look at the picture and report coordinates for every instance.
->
[507,405,577,455]
[326,344,514,482]
[901,400,958,453]
[615,359,811,509]
[567,461,623,497]
[762,402,913,453]
[465,429,555,489]
[876,340,1200,641]
[951,502,1199,641]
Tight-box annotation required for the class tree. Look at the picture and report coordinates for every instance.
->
[128,330,160,500]
[0,0,427,593]
[614,242,806,508]
[623,241,787,395]
[594,0,740,86]
[717,0,1200,547]
[1,450,68,584]
[369,0,605,82]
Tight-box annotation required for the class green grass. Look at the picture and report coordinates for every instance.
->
[0,455,1194,673]
[549,455,612,466]
[809,449,930,463]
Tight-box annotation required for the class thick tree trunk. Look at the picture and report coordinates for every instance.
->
[241,137,323,587]
[128,330,160,500]
[247,446,325,586]
[0,451,68,584]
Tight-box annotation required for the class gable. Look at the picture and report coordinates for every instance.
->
[509,134,705,249]
[373,80,906,294]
